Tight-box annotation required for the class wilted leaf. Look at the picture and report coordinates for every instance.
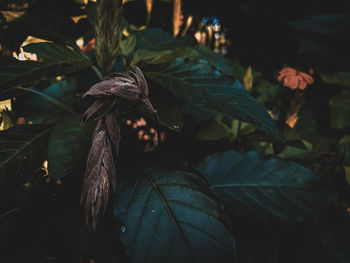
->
[143,58,283,141]
[114,168,236,263]
[196,150,335,222]
[0,124,52,200]
[0,43,91,91]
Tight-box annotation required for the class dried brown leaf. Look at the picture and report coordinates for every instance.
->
[81,66,158,228]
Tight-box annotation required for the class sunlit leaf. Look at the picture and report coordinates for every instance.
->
[196,150,335,222]
[114,168,236,263]
[0,43,91,92]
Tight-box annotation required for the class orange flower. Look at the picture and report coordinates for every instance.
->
[277,67,314,90]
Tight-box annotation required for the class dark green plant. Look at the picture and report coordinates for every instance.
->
[0,1,349,262]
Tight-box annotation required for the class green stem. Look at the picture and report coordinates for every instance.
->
[91,65,103,80]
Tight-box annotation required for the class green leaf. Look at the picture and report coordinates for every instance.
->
[133,28,173,50]
[265,140,313,160]
[22,78,79,124]
[130,29,239,77]
[0,125,52,199]
[143,58,282,141]
[329,89,350,129]
[321,72,350,87]
[114,168,236,263]
[196,119,234,141]
[338,135,350,166]
[47,115,94,179]
[0,43,91,91]
[193,44,240,77]
[288,15,350,35]
[196,150,335,222]
[155,100,183,132]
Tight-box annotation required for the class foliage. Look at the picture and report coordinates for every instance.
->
[0,0,350,262]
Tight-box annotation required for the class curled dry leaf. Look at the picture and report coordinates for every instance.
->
[81,66,158,228]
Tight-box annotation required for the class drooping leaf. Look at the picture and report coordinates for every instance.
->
[196,150,335,222]
[114,168,236,263]
[288,15,350,35]
[0,43,91,91]
[0,124,52,200]
[329,89,350,129]
[143,58,283,141]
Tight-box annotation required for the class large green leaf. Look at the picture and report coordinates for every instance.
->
[143,58,282,140]
[119,28,173,60]
[133,28,173,50]
[129,29,196,65]
[196,150,335,222]
[193,44,240,77]
[129,28,240,77]
[20,78,79,124]
[114,168,236,263]
[47,115,94,179]
[0,43,91,91]
[0,124,52,200]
